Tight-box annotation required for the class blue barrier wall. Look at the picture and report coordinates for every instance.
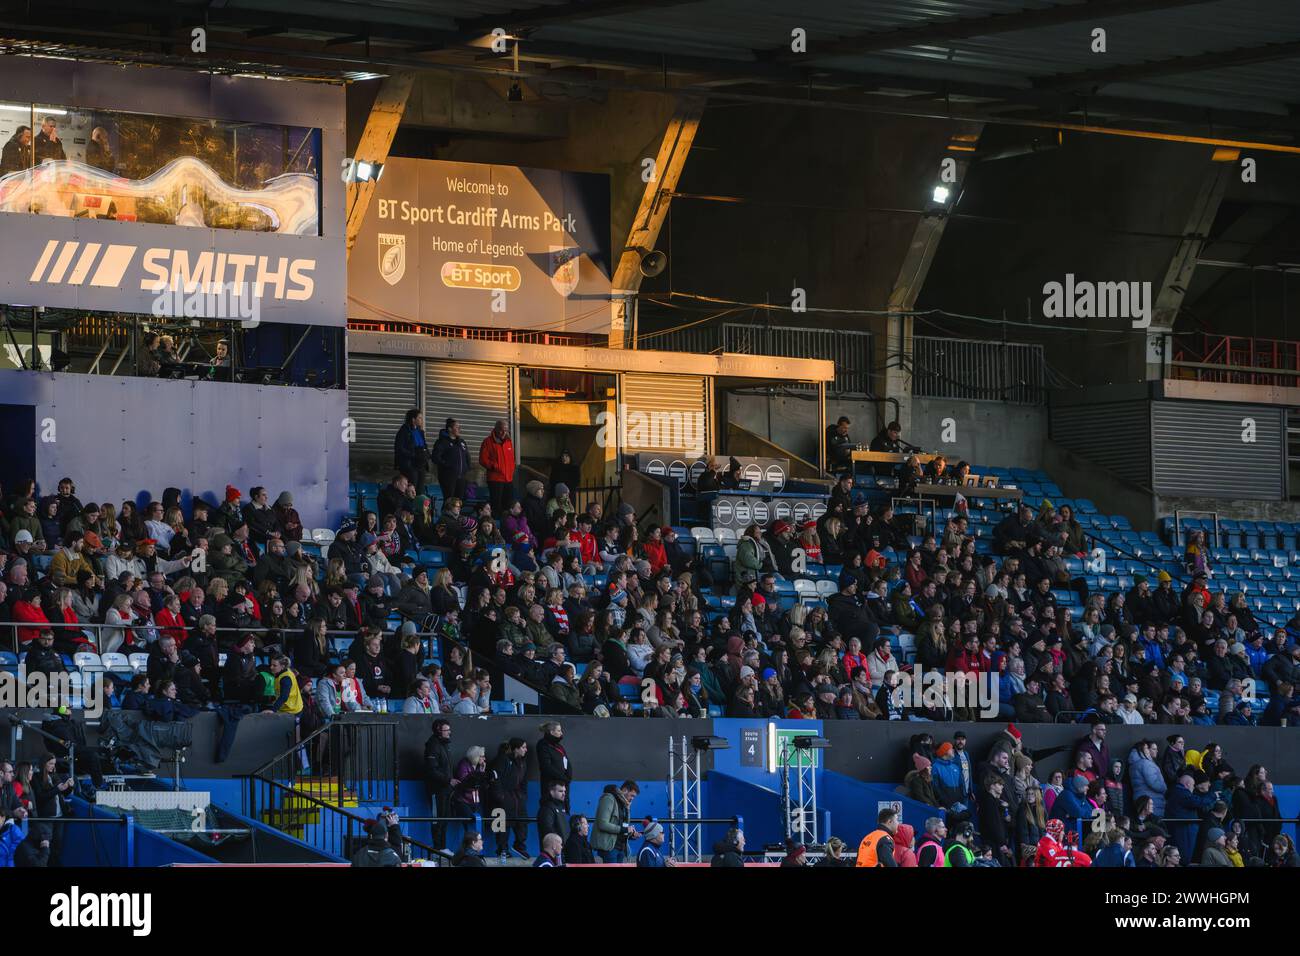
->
[819,770,944,845]
[0,370,349,526]
[57,798,212,867]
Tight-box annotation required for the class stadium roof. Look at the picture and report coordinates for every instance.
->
[2,0,1299,136]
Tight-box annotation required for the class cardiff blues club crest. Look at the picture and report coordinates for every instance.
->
[550,245,579,297]
[379,233,406,286]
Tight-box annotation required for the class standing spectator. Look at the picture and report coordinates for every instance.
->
[488,738,529,861]
[432,418,471,502]
[536,721,572,812]
[592,779,640,863]
[479,419,516,516]
[536,781,570,846]
[423,719,453,850]
[395,409,431,494]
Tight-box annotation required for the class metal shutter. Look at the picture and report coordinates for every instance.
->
[423,361,515,454]
[1049,400,1151,487]
[347,354,418,462]
[1151,401,1284,500]
[619,372,709,453]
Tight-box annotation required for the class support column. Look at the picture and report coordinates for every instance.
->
[1143,155,1233,381]
[345,72,416,259]
[883,125,983,438]
[609,97,705,348]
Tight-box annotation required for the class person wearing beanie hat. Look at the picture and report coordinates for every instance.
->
[780,840,808,867]
[636,821,673,867]
[905,754,939,807]
[272,490,304,542]
[1200,828,1231,867]
[351,815,401,867]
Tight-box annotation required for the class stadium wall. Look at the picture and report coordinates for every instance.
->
[0,372,350,526]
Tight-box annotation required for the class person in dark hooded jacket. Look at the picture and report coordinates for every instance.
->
[563,815,596,864]
[711,827,745,866]
[351,817,401,867]
[432,418,471,501]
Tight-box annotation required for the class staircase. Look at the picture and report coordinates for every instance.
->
[242,719,438,862]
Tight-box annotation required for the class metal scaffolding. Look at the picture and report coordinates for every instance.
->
[667,735,704,862]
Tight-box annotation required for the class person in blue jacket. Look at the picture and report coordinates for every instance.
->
[1166,772,1216,864]
[1094,829,1135,867]
[1128,740,1167,816]
[0,804,27,867]
[394,408,430,494]
[931,742,968,812]
[1049,774,1092,829]
[637,821,674,867]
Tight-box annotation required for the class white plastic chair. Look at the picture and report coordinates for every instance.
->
[73,651,102,670]
[312,528,336,545]
[690,527,716,545]
[714,528,737,546]
[793,579,818,603]
[100,652,130,672]
[128,653,150,673]
[815,579,838,599]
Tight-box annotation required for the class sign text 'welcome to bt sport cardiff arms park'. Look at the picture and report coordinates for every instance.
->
[348,158,611,334]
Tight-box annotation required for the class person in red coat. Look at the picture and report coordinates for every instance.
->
[641,527,669,576]
[13,590,51,644]
[155,594,188,645]
[479,419,516,517]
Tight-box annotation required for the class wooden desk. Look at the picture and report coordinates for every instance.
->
[850,450,939,466]
[911,483,1023,502]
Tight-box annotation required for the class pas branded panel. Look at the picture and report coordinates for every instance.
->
[1151,401,1284,500]
[422,361,515,453]
[619,372,709,454]
[347,355,418,461]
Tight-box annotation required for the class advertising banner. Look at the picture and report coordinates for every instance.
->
[631,452,789,494]
[0,214,343,327]
[709,492,828,532]
[348,157,611,334]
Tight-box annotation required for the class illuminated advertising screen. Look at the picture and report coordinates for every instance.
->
[349,157,612,334]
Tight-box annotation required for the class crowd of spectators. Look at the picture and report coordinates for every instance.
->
[885,724,1293,867]
[5,410,1300,731]
[5,410,1300,870]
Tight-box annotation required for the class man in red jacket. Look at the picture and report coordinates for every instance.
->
[479,419,516,517]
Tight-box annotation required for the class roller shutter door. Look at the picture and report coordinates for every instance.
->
[347,354,418,462]
[423,361,515,455]
[1151,401,1284,500]
[619,372,709,453]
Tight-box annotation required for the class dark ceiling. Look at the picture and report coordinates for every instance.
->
[0,0,1298,138]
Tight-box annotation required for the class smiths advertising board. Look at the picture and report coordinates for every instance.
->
[349,158,611,334]
[0,217,343,327]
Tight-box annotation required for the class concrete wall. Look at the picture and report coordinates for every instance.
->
[911,397,1047,470]
[1043,439,1157,530]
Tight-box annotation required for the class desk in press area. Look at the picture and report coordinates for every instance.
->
[909,483,1024,505]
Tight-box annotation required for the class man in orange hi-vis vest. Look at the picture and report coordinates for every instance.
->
[856,807,900,867]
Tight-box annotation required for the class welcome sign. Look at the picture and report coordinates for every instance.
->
[349,157,611,333]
